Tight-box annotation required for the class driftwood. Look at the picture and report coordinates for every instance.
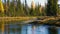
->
[0,16,60,26]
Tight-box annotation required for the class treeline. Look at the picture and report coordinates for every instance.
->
[0,0,59,17]
[0,0,46,17]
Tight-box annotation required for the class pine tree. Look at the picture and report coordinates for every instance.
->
[30,1,36,16]
[38,4,43,16]
[9,0,15,16]
[17,0,25,16]
[35,3,41,16]
[5,0,10,16]
[38,3,41,16]
[4,0,7,12]
[24,0,29,16]
[58,4,60,15]
[46,0,58,16]
[30,5,35,16]
[44,3,47,16]
[7,0,10,7]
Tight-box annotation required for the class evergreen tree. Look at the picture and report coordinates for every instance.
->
[30,6,35,16]
[9,0,15,16]
[5,0,10,16]
[7,0,10,6]
[30,2,36,16]
[4,0,6,11]
[3,0,7,16]
[24,0,29,16]
[38,3,41,16]
[17,0,25,16]
[44,3,47,16]
[38,4,43,16]
[46,0,58,16]
[35,3,41,16]
[58,4,60,15]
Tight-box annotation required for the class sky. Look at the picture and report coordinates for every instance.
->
[21,0,47,7]
[21,0,60,7]
[2,0,60,7]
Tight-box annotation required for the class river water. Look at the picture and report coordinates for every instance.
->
[0,24,60,34]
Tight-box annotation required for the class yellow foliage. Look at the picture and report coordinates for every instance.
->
[0,0,4,12]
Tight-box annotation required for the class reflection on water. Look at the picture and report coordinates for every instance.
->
[0,24,60,34]
[0,30,2,34]
[57,27,60,34]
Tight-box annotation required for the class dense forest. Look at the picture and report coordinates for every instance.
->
[0,0,60,17]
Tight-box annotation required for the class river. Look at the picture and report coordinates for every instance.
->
[0,24,60,34]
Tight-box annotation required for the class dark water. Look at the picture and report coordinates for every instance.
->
[0,24,60,34]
